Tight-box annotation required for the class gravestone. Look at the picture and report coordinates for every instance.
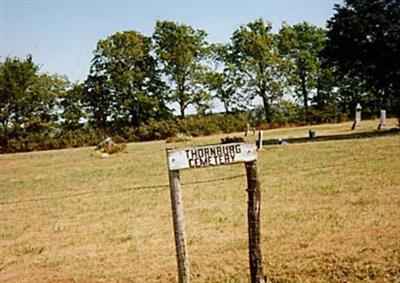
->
[309,129,316,139]
[257,131,263,150]
[245,123,250,136]
[245,123,256,136]
[378,110,386,130]
[351,103,362,130]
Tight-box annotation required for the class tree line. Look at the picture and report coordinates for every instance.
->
[1,0,399,152]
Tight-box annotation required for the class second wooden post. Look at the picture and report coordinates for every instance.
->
[245,161,266,283]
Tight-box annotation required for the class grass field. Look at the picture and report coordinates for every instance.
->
[1,119,399,282]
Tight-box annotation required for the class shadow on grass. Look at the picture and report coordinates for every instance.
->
[261,128,400,146]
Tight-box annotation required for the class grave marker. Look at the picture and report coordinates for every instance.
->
[378,109,386,130]
[257,131,263,150]
[351,103,362,130]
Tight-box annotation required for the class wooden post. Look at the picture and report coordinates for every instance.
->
[168,169,190,283]
[257,131,263,150]
[245,161,266,283]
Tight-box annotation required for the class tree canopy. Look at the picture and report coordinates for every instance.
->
[324,0,400,116]
[230,19,285,123]
[279,22,327,112]
[2,10,399,152]
[0,55,67,132]
[153,20,208,118]
[85,30,169,128]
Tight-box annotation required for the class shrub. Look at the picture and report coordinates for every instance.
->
[221,136,244,144]
[95,137,127,154]
[166,133,193,143]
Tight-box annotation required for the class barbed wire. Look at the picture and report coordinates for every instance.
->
[0,173,247,206]
[182,173,246,186]
[1,147,168,171]
[3,151,386,207]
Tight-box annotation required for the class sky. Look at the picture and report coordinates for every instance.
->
[1,0,342,83]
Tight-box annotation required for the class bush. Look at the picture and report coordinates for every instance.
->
[95,138,127,154]
[221,136,244,144]
[166,134,193,143]
[0,113,251,153]
[178,113,248,137]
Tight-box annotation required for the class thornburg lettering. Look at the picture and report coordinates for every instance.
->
[185,144,242,168]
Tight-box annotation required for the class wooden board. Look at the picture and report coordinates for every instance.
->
[167,142,257,170]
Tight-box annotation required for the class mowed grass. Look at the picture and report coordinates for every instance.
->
[0,119,399,282]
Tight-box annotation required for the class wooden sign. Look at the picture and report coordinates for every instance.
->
[167,142,257,170]
[166,142,266,283]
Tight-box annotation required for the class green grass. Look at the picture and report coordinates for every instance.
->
[0,118,399,282]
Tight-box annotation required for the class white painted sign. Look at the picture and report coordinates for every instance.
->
[167,142,257,170]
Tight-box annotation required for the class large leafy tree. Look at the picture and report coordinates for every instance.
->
[84,30,169,128]
[59,83,86,130]
[1,56,38,128]
[324,0,400,119]
[204,44,245,113]
[230,19,285,123]
[153,20,208,118]
[83,73,112,129]
[0,55,67,133]
[278,22,328,112]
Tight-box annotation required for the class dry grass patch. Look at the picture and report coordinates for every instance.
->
[0,119,399,282]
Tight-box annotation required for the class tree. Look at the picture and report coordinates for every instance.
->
[59,83,86,130]
[153,20,208,118]
[0,55,38,128]
[0,55,67,133]
[311,67,338,117]
[84,30,169,128]
[324,0,400,120]
[230,19,285,123]
[204,44,246,113]
[83,73,112,129]
[278,22,328,113]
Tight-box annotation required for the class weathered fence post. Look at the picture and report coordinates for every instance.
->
[351,103,362,130]
[257,131,263,150]
[378,109,386,130]
[168,168,190,283]
[245,161,266,283]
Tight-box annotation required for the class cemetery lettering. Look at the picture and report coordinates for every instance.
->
[185,144,241,168]
[167,142,257,170]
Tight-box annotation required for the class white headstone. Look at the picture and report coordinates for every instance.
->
[378,110,386,130]
[352,103,362,130]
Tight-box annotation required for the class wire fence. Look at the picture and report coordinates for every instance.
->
[0,147,168,171]
[1,151,387,211]
[0,173,248,206]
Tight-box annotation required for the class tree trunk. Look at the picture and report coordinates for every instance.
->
[178,84,186,119]
[396,91,400,127]
[299,73,309,122]
[300,73,308,111]
[223,100,230,114]
[261,93,271,124]
[179,97,185,119]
